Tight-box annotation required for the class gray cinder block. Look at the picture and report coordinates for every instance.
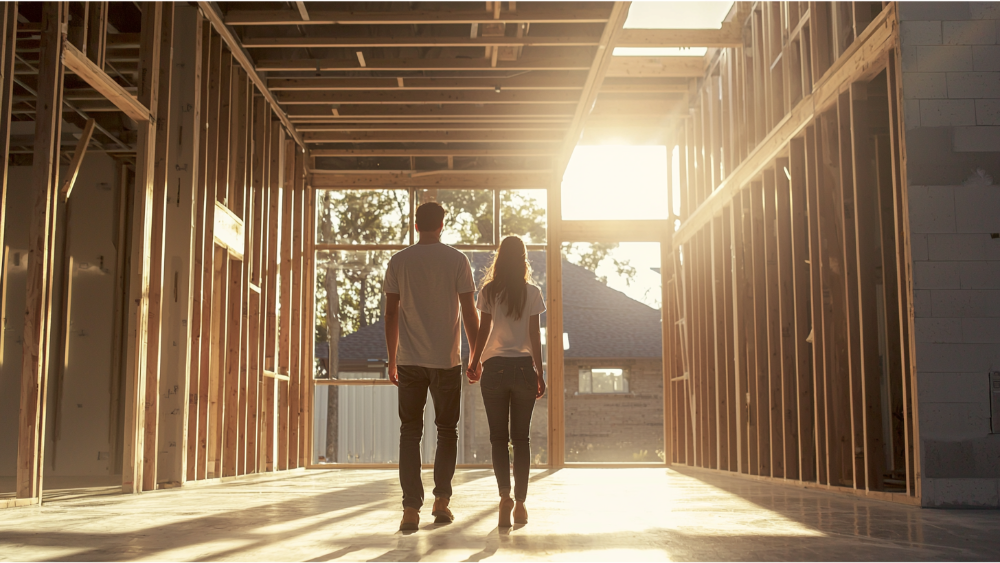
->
[947,72,1000,99]
[915,317,964,342]
[922,99,977,126]
[902,20,944,45]
[904,73,949,98]
[973,46,1000,72]
[900,2,973,21]
[914,260,963,288]
[954,126,1000,151]
[954,185,1000,232]
[930,289,1000,317]
[976,99,1000,125]
[908,185,957,233]
[943,20,998,45]
[918,46,974,71]
[961,317,1000,342]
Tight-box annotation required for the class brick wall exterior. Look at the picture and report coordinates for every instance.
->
[900,1,1000,507]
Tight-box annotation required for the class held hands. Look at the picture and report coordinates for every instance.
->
[465,360,482,384]
[388,361,399,386]
[535,371,546,399]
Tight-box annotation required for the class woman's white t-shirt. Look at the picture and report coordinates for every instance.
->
[476,283,546,361]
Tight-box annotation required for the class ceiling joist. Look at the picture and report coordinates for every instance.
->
[224,8,611,26]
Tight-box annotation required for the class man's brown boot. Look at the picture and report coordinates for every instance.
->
[432,497,454,523]
[399,507,419,531]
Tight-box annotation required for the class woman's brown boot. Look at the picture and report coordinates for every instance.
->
[513,501,527,524]
[498,497,515,528]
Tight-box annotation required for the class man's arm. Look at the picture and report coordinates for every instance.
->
[458,291,479,369]
[529,314,545,398]
[385,293,401,385]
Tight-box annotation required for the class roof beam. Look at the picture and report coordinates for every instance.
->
[61,39,149,122]
[197,1,305,148]
[224,8,611,26]
[266,74,587,91]
[254,57,591,72]
[311,148,555,157]
[285,104,577,119]
[294,1,310,21]
[241,36,600,49]
[297,122,566,132]
[606,56,705,77]
[616,23,743,49]
[303,130,564,143]
[557,1,631,174]
[276,90,580,105]
[310,170,551,188]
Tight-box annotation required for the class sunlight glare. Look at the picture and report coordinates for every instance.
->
[624,1,735,29]
[562,145,669,221]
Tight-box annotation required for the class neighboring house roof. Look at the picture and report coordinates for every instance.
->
[322,254,662,365]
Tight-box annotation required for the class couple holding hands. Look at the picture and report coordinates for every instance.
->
[384,202,546,532]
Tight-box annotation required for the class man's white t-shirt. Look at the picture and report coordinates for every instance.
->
[476,284,546,362]
[383,243,476,369]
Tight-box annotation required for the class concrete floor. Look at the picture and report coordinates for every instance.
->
[0,468,997,561]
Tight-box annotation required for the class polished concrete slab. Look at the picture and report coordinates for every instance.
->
[0,468,997,561]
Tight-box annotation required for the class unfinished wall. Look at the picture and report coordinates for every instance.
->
[899,1,1000,507]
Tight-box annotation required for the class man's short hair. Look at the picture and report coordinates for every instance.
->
[415,202,445,231]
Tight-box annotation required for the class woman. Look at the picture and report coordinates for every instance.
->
[467,236,546,528]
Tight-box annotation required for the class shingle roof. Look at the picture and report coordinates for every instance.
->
[327,253,662,362]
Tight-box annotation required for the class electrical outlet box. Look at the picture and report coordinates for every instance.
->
[97,451,109,461]
[991,372,1000,434]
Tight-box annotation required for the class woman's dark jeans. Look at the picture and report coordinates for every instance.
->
[480,356,537,502]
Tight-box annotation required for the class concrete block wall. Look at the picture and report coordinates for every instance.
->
[900,2,1000,507]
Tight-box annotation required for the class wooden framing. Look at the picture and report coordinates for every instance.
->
[665,2,919,503]
[0,0,924,508]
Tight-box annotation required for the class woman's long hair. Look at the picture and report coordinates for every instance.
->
[480,236,532,320]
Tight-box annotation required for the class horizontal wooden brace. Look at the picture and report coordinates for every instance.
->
[242,35,600,49]
[310,148,557,157]
[303,130,564,143]
[61,39,149,122]
[284,104,577,119]
[224,8,611,25]
[276,89,581,105]
[254,57,592,72]
[297,122,567,132]
[606,56,705,78]
[617,23,743,48]
[672,3,897,249]
[309,171,551,188]
[266,74,587,91]
[560,219,672,243]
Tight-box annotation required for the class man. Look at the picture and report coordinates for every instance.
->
[384,201,479,531]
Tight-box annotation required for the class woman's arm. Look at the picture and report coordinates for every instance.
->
[467,312,493,383]
[529,314,545,398]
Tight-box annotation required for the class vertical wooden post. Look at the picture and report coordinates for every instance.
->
[186,11,210,484]
[775,157,801,481]
[805,124,829,486]
[730,201,749,475]
[660,235,673,467]
[546,172,564,467]
[85,1,108,67]
[17,2,65,499]
[142,1,174,493]
[849,81,885,491]
[0,1,17,273]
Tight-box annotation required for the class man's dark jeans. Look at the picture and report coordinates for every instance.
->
[397,364,462,510]
[480,356,537,502]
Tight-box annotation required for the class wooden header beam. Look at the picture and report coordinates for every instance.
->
[224,8,611,26]
[311,148,556,157]
[557,1,631,176]
[275,90,580,105]
[310,170,550,188]
[62,40,149,122]
[266,74,587,91]
[255,57,592,72]
[241,35,601,49]
[197,1,305,148]
[302,130,564,143]
[606,56,705,78]
[617,23,743,49]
